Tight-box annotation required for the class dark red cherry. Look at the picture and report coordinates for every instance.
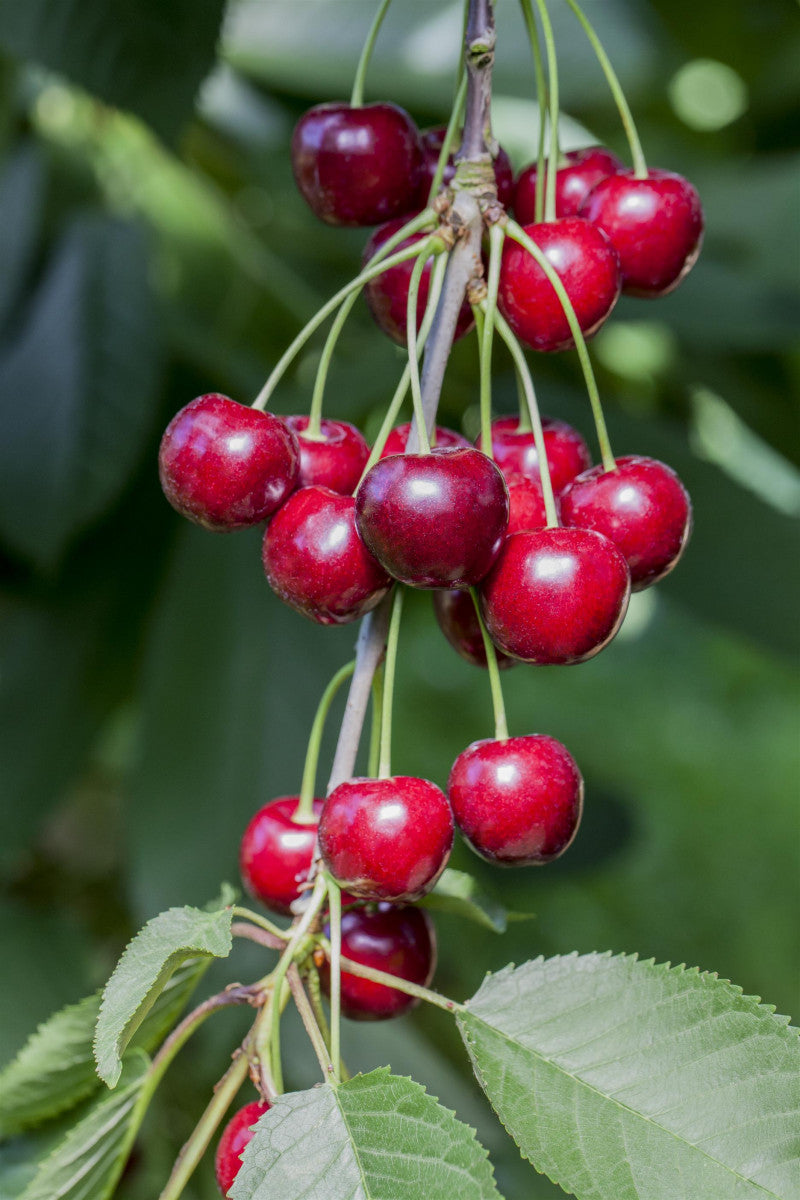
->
[477,415,591,495]
[560,455,692,590]
[480,527,630,664]
[433,589,516,670]
[363,219,474,345]
[319,776,454,902]
[448,735,583,864]
[498,217,621,353]
[159,394,299,531]
[380,421,470,458]
[579,169,703,297]
[356,448,509,588]
[321,904,436,1020]
[416,126,514,208]
[514,146,623,223]
[239,796,323,916]
[284,415,369,495]
[263,486,390,624]
[291,102,423,227]
[215,1100,270,1197]
[506,473,550,535]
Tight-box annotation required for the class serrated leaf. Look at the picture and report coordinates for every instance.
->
[231,1068,502,1200]
[458,953,800,1200]
[419,869,511,933]
[94,898,234,1087]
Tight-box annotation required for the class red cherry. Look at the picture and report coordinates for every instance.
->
[514,146,624,222]
[433,589,516,671]
[579,169,703,297]
[356,448,509,588]
[291,102,423,227]
[560,455,692,590]
[319,776,454,902]
[321,904,436,1020]
[416,126,514,209]
[363,219,474,345]
[239,796,323,916]
[215,1100,270,1197]
[497,217,621,353]
[480,527,630,664]
[159,394,299,531]
[505,474,551,535]
[448,735,583,864]
[477,415,591,494]
[284,416,369,495]
[263,486,390,625]
[380,422,470,458]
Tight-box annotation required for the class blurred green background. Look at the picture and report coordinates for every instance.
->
[0,1,798,1197]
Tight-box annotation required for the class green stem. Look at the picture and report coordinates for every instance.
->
[532,0,559,222]
[368,664,384,779]
[377,586,404,779]
[515,365,532,432]
[296,660,356,821]
[350,0,393,108]
[427,73,468,205]
[406,250,432,454]
[563,0,647,178]
[323,943,463,1013]
[478,223,504,453]
[468,587,509,740]
[326,876,342,1082]
[286,965,335,1082]
[232,906,288,943]
[518,0,548,223]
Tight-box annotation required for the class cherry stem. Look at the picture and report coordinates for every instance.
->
[296,660,356,822]
[327,596,392,793]
[478,222,504,455]
[406,251,433,454]
[515,365,533,432]
[468,587,509,740]
[231,921,286,953]
[232,906,288,944]
[368,664,383,778]
[505,218,616,471]
[518,0,548,223]
[350,0,393,108]
[286,964,336,1083]
[532,0,559,223]
[324,943,463,1013]
[426,73,468,205]
[326,874,343,1082]
[378,586,404,779]
[563,0,648,178]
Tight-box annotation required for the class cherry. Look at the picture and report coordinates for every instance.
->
[239,796,324,916]
[579,169,703,297]
[380,421,469,458]
[356,448,509,588]
[159,394,299,531]
[291,102,423,227]
[319,776,454,902]
[215,1100,270,1197]
[448,734,583,864]
[560,455,692,590]
[363,219,474,345]
[321,903,436,1020]
[506,473,550,535]
[480,527,630,664]
[478,415,591,494]
[263,486,391,624]
[433,589,516,670]
[284,415,369,495]
[514,146,623,223]
[498,217,621,353]
[416,126,514,209]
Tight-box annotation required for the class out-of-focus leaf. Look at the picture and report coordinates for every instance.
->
[0,144,45,334]
[420,869,513,934]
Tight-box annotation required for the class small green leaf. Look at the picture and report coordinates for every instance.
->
[419,868,514,933]
[231,1068,502,1200]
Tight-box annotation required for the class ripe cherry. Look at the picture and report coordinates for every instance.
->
[291,102,423,227]
[478,415,591,494]
[159,394,299,531]
[448,734,583,864]
[506,473,550,535]
[480,527,630,664]
[263,486,390,624]
[433,589,516,670]
[321,903,436,1020]
[215,1100,270,1197]
[560,455,692,590]
[380,422,469,458]
[416,126,514,209]
[319,776,454,902]
[356,447,509,588]
[514,146,623,223]
[579,169,703,297]
[284,415,369,495]
[498,217,621,353]
[240,797,323,916]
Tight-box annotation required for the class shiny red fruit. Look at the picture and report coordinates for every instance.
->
[416,126,514,209]
[321,904,436,1020]
[506,473,550,535]
[480,527,630,664]
[498,217,621,353]
[433,589,516,670]
[478,415,591,494]
[560,455,692,590]
[514,146,623,222]
[159,394,299,531]
[356,448,509,588]
[284,415,369,495]
[579,169,703,297]
[319,776,454,902]
[263,486,390,624]
[363,219,474,345]
[239,796,322,916]
[380,422,470,458]
[215,1100,270,1197]
[449,734,583,864]
[291,102,423,227]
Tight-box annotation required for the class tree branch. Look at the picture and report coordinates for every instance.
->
[326,595,392,792]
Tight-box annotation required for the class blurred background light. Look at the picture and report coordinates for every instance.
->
[668,58,748,131]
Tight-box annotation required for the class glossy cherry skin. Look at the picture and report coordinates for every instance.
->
[433,589,516,670]
[319,776,454,902]
[506,473,550,535]
[291,102,423,227]
[514,146,624,223]
[449,735,583,865]
[239,796,323,916]
[356,448,509,589]
[263,486,390,625]
[416,126,514,209]
[579,169,703,297]
[480,527,631,664]
[477,415,591,495]
[159,394,299,531]
[321,904,437,1020]
[498,217,621,353]
[284,415,369,495]
[380,422,469,458]
[560,456,692,590]
[215,1100,270,1197]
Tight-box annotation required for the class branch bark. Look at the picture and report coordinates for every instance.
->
[326,594,392,792]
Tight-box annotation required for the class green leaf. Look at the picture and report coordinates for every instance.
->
[458,953,800,1200]
[231,1068,502,1200]
[94,898,234,1087]
[419,869,512,934]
